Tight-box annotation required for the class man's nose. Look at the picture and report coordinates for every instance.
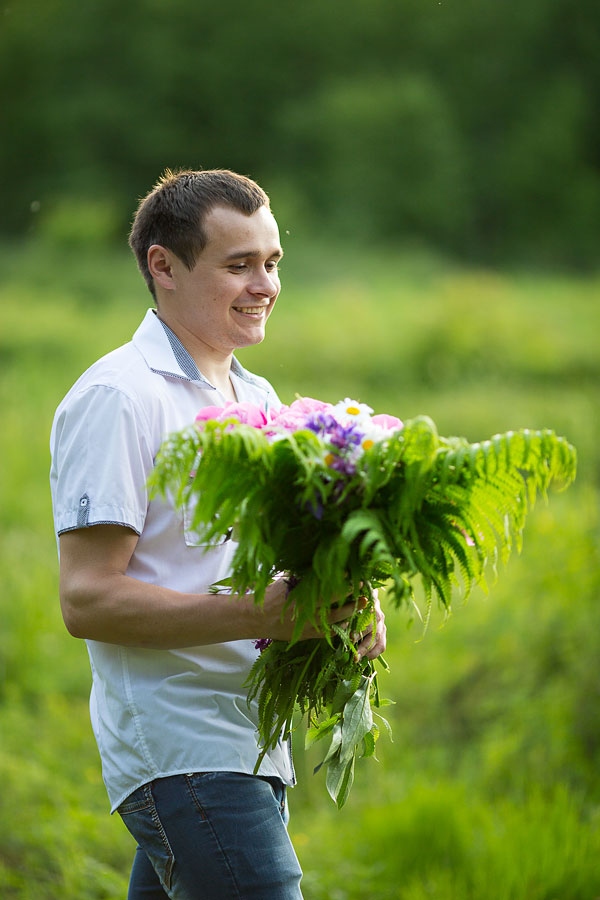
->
[249,268,279,298]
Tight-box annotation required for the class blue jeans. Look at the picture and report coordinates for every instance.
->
[117,772,303,900]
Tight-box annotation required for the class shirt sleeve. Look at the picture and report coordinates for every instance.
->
[50,383,154,536]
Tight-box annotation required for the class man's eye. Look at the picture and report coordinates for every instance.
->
[266,261,280,272]
[229,264,247,272]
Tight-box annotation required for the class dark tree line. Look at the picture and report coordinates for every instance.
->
[1,0,599,266]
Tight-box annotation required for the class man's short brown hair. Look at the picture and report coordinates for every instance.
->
[129,168,271,297]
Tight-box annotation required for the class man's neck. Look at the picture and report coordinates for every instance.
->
[211,373,237,402]
[155,310,236,399]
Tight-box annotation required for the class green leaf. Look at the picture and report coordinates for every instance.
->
[326,752,356,809]
[314,722,343,774]
[330,675,363,715]
[374,711,394,742]
[305,714,339,750]
[362,729,377,759]
[339,676,373,764]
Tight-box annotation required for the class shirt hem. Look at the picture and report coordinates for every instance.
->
[109,762,296,814]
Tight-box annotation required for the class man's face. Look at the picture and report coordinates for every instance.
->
[159,204,283,359]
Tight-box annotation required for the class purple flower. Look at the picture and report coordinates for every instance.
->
[329,422,363,449]
[305,412,339,435]
[329,455,358,476]
[253,638,273,652]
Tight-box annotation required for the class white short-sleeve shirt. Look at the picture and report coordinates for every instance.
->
[50,309,294,811]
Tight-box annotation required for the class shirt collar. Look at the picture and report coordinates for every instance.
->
[132,309,258,388]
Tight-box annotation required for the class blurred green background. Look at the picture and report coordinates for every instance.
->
[1,1,599,897]
[2,0,600,268]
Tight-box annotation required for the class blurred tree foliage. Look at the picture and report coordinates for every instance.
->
[1,0,599,266]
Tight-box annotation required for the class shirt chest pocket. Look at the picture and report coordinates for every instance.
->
[182,498,233,548]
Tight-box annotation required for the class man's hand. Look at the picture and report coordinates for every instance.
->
[259,577,359,641]
[353,590,387,661]
[261,579,387,657]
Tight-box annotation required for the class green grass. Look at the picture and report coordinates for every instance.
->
[297,780,600,900]
[1,235,599,897]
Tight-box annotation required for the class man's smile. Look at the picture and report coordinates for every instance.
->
[232,305,268,316]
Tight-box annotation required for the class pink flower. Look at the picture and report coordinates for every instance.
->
[269,407,306,431]
[270,397,334,432]
[371,413,403,431]
[289,397,332,416]
[195,405,228,422]
[195,402,268,428]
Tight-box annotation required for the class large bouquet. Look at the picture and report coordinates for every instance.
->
[149,397,576,807]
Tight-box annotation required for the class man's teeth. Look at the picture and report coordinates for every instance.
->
[234,306,264,315]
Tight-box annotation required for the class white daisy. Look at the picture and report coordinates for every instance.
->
[332,398,373,424]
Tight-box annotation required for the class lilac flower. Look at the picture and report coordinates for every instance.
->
[305,412,339,435]
[328,455,358,477]
[329,422,363,450]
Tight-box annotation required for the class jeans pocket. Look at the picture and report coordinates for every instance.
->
[118,783,175,892]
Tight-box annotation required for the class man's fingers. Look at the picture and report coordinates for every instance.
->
[355,596,387,660]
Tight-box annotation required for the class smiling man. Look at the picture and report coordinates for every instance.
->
[49,169,386,900]
[145,201,283,399]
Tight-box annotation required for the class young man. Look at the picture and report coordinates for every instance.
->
[50,169,386,899]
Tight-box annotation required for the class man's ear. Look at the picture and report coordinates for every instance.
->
[147,244,176,291]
